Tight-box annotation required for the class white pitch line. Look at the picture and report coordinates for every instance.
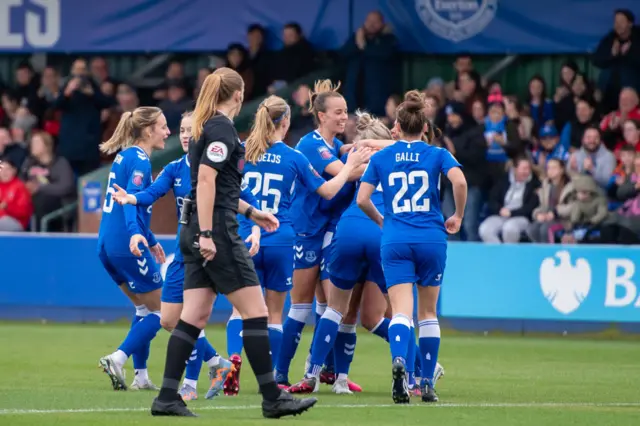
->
[1,402,639,415]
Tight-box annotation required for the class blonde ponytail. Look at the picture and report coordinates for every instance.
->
[99,107,163,154]
[192,67,245,142]
[245,95,290,164]
[100,111,135,154]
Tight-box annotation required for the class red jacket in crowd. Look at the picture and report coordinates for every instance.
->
[0,177,33,229]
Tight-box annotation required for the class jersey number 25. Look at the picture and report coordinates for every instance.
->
[245,172,283,214]
[389,170,430,214]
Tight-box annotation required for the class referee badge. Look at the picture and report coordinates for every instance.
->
[207,142,228,163]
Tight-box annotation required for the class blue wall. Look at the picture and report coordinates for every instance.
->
[1,234,639,332]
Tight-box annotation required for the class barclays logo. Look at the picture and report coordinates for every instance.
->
[540,251,591,315]
[415,0,497,43]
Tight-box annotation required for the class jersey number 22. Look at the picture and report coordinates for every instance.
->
[389,170,430,214]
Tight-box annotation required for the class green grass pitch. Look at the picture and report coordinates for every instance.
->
[0,323,639,426]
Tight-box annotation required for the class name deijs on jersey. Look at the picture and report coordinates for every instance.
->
[206,141,228,163]
[259,152,282,164]
[415,0,497,43]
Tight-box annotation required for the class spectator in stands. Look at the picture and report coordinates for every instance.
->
[37,66,61,137]
[0,127,27,169]
[456,70,486,115]
[608,144,637,206]
[483,93,526,188]
[20,132,75,231]
[560,97,598,151]
[561,174,609,244]
[0,155,33,232]
[159,79,192,133]
[471,99,486,125]
[103,83,139,143]
[532,124,570,175]
[593,9,640,113]
[568,126,616,188]
[153,60,186,102]
[247,24,272,97]
[444,101,487,241]
[342,10,399,116]
[615,119,640,157]
[382,94,401,128]
[90,57,113,85]
[11,107,37,145]
[479,157,540,243]
[287,84,314,144]
[527,75,554,127]
[54,58,115,176]
[445,53,473,100]
[225,43,254,100]
[194,67,212,99]
[1,91,18,126]
[600,87,640,149]
[13,62,40,118]
[554,61,579,131]
[601,153,640,243]
[269,23,316,90]
[425,77,446,108]
[527,158,575,243]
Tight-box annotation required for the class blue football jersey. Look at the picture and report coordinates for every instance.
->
[361,141,461,245]
[319,152,356,228]
[239,141,326,245]
[342,179,385,219]
[98,146,156,255]
[291,131,343,236]
[133,154,191,262]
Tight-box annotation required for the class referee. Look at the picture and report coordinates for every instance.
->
[151,68,317,418]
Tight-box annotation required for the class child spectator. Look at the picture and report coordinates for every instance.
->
[561,175,609,243]
[532,124,570,175]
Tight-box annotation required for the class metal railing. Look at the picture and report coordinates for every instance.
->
[40,201,78,233]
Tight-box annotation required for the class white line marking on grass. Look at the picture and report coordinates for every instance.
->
[1,402,639,415]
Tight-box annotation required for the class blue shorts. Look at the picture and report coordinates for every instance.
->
[162,258,184,303]
[98,247,163,294]
[330,218,386,294]
[294,230,333,271]
[381,242,447,289]
[252,245,293,292]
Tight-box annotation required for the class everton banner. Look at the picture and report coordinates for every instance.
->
[0,0,636,53]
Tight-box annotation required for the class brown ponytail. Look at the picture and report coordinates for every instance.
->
[99,107,162,154]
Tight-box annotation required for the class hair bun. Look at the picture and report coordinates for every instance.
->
[403,90,424,104]
[402,100,424,114]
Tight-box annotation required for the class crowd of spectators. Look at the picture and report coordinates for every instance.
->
[0,8,637,243]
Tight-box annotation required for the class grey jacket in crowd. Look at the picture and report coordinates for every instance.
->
[570,145,616,188]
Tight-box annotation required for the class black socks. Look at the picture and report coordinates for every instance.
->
[158,319,201,401]
[243,316,281,401]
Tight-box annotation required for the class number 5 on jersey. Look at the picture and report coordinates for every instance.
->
[103,172,116,213]
[389,170,430,214]
[244,172,284,214]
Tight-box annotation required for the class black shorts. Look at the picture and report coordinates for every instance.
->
[181,209,260,295]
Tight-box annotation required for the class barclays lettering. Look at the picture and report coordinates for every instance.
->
[605,259,639,308]
[0,0,60,49]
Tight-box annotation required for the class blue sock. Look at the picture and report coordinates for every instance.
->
[406,323,416,387]
[185,331,205,381]
[226,315,243,356]
[267,324,283,370]
[276,303,312,382]
[370,317,390,342]
[131,305,149,370]
[315,302,336,372]
[388,314,411,364]
[201,331,217,362]
[118,311,161,357]
[418,318,441,387]
[414,342,422,379]
[334,323,357,375]
[307,308,341,377]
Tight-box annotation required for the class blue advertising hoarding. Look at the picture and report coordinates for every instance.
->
[1,234,638,325]
[443,243,640,323]
[0,0,637,54]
